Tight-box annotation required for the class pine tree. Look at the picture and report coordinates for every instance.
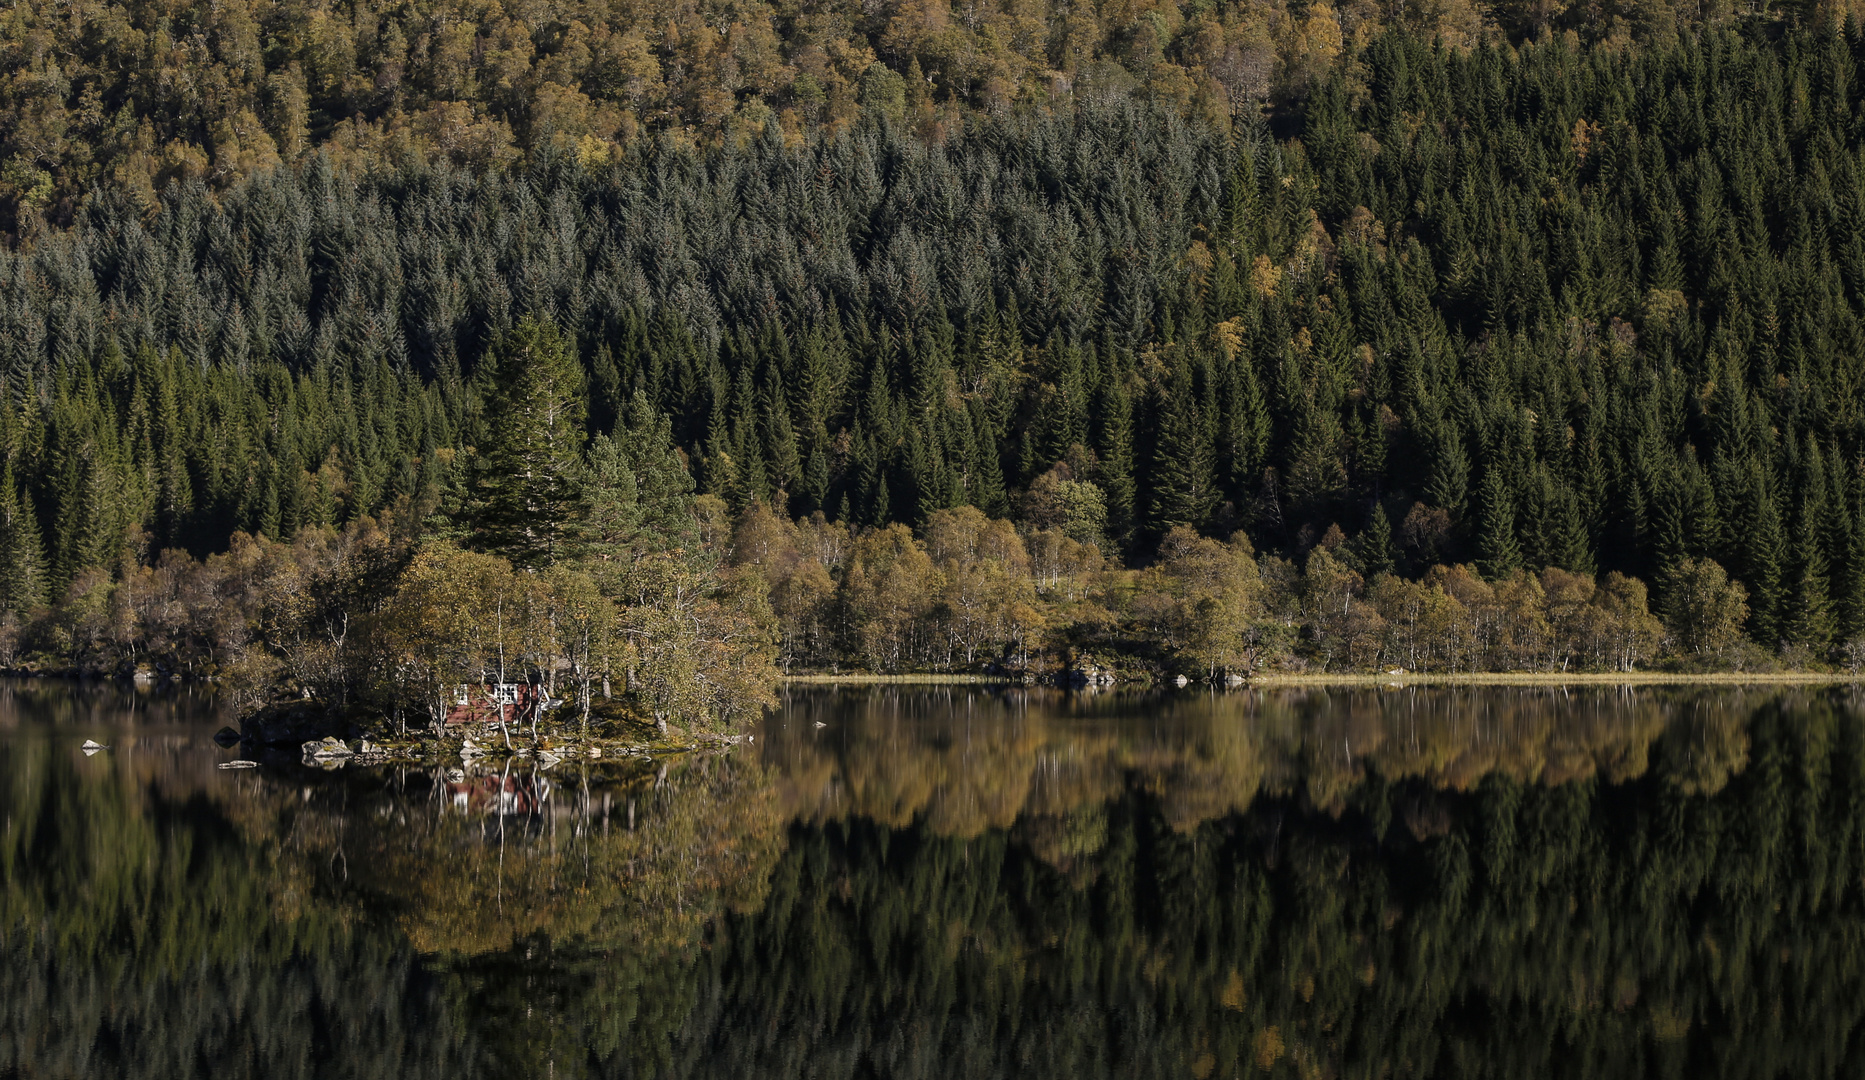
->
[0,467,48,615]
[1148,373,1216,534]
[1094,376,1136,547]
[465,316,589,569]
[762,379,801,504]
[1475,466,1522,579]
[1841,496,1865,643]
[1424,421,1470,522]
[1548,487,1595,576]
[1354,503,1397,578]
[1739,464,1787,647]
[582,391,699,572]
[969,402,1009,518]
[1784,449,1836,649]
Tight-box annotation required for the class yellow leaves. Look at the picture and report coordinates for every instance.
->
[1221,968,1248,1011]
[412,101,520,169]
[1250,254,1283,299]
[1276,3,1342,94]
[1183,239,1215,286]
[1214,318,1246,361]
[1642,287,1688,330]
[843,523,940,671]
[1138,526,1262,674]
[1571,117,1600,161]
[528,80,627,152]
[1289,208,1336,281]
[0,0,1371,199]
[1252,1025,1285,1070]
[1339,205,1385,256]
[1300,4,1344,64]
[576,133,613,169]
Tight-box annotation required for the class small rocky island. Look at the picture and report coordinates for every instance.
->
[238,677,756,771]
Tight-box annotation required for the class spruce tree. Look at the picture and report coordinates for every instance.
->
[1550,489,1596,576]
[1739,468,1787,647]
[1475,467,1523,580]
[1785,452,1836,649]
[1094,377,1136,547]
[465,316,589,569]
[969,403,1009,518]
[0,467,48,615]
[582,391,699,570]
[1424,423,1470,522]
[1354,503,1397,578]
[1148,373,1216,534]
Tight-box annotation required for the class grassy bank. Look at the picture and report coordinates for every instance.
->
[781,673,1016,685]
[780,671,1862,689]
[1243,672,1861,688]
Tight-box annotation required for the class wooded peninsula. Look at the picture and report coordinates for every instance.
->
[3,14,1865,740]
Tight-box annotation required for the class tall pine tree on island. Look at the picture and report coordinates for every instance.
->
[464,317,588,570]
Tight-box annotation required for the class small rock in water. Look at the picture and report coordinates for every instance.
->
[213,727,242,747]
[1173,675,1189,688]
[812,721,827,729]
[302,736,352,760]
[81,739,110,756]
[217,760,259,770]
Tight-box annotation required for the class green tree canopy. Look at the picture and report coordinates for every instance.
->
[465,318,587,570]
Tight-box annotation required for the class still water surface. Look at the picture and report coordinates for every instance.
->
[3,679,1864,1078]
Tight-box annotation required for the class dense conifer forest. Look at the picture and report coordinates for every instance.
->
[4,23,1865,684]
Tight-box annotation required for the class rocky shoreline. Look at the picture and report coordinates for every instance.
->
[233,700,751,771]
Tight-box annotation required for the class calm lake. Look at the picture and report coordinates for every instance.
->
[3,679,1864,1079]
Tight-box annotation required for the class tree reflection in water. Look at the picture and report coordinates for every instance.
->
[4,684,1864,1078]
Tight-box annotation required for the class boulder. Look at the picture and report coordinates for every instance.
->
[302,736,353,760]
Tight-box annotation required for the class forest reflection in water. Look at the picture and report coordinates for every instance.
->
[4,681,1865,1078]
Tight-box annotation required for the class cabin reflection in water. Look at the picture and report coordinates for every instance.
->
[442,769,553,816]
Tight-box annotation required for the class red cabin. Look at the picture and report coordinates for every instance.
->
[443,681,555,726]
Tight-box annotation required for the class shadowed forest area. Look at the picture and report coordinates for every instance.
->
[4,685,1865,1077]
[5,26,1865,691]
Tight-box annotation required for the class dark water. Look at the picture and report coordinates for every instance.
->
[5,679,1865,1079]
